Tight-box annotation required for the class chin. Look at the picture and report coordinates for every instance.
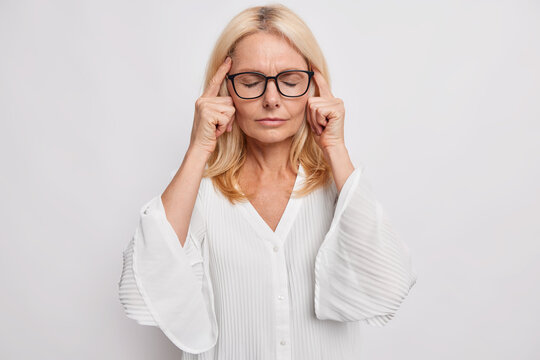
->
[246,128,295,143]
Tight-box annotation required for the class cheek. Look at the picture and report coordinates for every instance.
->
[293,101,308,120]
[232,103,259,130]
[234,103,256,118]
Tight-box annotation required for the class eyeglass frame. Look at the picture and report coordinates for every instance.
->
[226,69,315,99]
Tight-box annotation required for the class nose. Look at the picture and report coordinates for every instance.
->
[263,78,280,108]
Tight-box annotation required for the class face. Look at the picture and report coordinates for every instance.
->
[227,32,311,145]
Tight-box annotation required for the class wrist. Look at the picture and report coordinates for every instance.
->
[322,143,347,163]
[186,144,212,164]
[322,144,355,194]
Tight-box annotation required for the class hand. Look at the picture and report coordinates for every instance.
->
[306,67,346,151]
[189,56,236,155]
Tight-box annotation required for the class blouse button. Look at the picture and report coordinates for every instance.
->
[280,339,287,345]
[273,246,279,252]
[278,295,284,300]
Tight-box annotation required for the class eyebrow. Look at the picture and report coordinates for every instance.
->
[236,67,308,73]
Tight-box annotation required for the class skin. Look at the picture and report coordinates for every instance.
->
[227,32,310,176]
[185,31,355,233]
[226,33,312,230]
[228,32,356,231]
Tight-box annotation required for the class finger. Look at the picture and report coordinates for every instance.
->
[227,114,235,132]
[209,96,234,105]
[202,56,232,98]
[208,102,235,117]
[315,108,329,128]
[214,113,230,137]
[208,105,235,133]
[312,67,333,99]
[310,103,323,135]
[315,108,329,136]
[305,103,315,135]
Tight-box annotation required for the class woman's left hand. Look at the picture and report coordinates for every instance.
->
[306,67,346,151]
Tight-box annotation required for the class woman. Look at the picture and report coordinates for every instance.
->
[118,4,417,359]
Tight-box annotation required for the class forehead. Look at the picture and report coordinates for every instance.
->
[232,32,308,72]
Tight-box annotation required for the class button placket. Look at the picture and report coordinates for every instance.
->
[234,164,304,359]
[272,238,291,360]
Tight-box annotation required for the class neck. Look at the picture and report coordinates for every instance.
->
[243,136,297,179]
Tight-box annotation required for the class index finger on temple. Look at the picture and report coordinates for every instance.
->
[312,67,333,98]
[202,56,232,98]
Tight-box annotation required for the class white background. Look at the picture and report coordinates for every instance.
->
[1,0,539,359]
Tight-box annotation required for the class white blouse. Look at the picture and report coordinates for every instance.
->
[118,163,417,359]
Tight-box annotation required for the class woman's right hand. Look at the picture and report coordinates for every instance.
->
[189,56,236,156]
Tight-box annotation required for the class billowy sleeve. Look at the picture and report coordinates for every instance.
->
[314,165,418,326]
[118,188,218,354]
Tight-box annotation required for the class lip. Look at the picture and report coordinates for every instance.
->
[256,118,286,121]
[256,118,287,126]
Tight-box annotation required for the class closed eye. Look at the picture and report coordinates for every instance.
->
[242,82,262,88]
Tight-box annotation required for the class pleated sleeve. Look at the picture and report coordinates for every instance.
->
[314,165,418,326]
[117,187,218,354]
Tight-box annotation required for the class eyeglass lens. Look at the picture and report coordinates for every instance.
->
[234,71,309,98]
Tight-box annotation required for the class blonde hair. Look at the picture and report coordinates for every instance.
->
[202,3,334,204]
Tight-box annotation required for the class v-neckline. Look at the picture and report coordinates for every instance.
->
[237,163,305,245]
